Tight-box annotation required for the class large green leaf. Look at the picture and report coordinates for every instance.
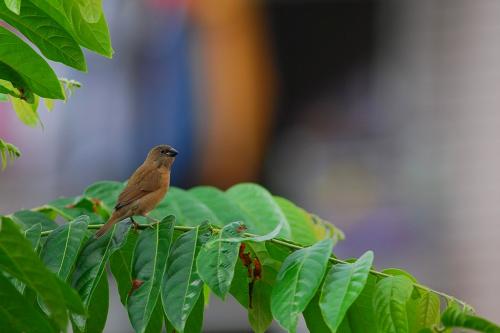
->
[0,217,83,330]
[72,272,109,333]
[77,0,103,23]
[414,291,440,331]
[10,210,58,231]
[346,274,378,332]
[84,180,125,211]
[319,251,374,332]
[197,221,242,299]
[110,231,138,305]
[441,302,500,333]
[0,0,86,70]
[189,186,248,227]
[0,26,63,98]
[162,223,211,332]
[63,0,112,56]
[40,215,89,281]
[151,187,219,226]
[226,183,291,239]
[273,196,318,245]
[128,217,175,333]
[373,275,414,333]
[70,220,131,331]
[270,238,333,333]
[0,272,56,333]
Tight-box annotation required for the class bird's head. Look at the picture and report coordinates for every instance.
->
[147,144,178,169]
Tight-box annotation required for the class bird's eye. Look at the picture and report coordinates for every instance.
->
[161,150,167,154]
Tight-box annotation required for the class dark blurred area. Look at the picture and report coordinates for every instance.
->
[2,0,500,331]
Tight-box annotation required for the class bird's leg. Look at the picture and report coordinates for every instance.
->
[130,217,141,231]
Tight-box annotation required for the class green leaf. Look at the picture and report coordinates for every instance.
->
[4,0,21,14]
[270,238,333,333]
[346,274,378,332]
[226,183,292,239]
[0,139,21,169]
[206,220,284,245]
[319,251,374,332]
[151,187,219,227]
[24,223,42,249]
[184,291,205,333]
[144,299,163,333]
[165,292,204,333]
[273,196,318,245]
[70,220,131,331]
[62,0,112,57]
[0,272,56,333]
[197,221,243,299]
[189,186,247,226]
[414,291,440,331]
[43,98,54,111]
[382,268,418,283]
[0,0,86,71]
[72,272,109,333]
[162,223,211,332]
[303,290,332,333]
[10,95,39,127]
[0,26,64,98]
[249,279,274,333]
[10,210,58,231]
[373,275,414,333]
[229,255,250,308]
[0,217,75,330]
[84,181,125,211]
[77,0,102,23]
[40,215,89,281]
[128,217,175,333]
[42,196,105,224]
[110,231,138,305]
[441,302,500,333]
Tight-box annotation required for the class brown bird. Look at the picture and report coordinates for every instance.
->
[95,144,178,238]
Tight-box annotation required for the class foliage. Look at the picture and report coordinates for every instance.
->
[0,181,498,333]
[0,0,112,167]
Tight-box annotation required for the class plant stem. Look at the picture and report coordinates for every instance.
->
[39,222,468,308]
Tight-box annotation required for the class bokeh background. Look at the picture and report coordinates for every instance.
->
[1,0,500,331]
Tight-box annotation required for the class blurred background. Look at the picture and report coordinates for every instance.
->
[1,0,500,331]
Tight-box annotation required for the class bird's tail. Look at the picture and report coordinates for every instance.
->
[95,214,119,238]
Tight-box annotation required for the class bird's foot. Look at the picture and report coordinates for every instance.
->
[130,217,141,232]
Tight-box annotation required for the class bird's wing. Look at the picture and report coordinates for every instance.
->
[114,166,162,210]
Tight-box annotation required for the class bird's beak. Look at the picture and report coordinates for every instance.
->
[167,148,178,157]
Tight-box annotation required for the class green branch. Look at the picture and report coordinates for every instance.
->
[39,222,470,310]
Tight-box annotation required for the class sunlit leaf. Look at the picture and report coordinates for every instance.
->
[271,238,333,332]
[373,275,414,333]
[319,251,374,332]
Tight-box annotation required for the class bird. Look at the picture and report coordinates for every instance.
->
[95,144,178,238]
